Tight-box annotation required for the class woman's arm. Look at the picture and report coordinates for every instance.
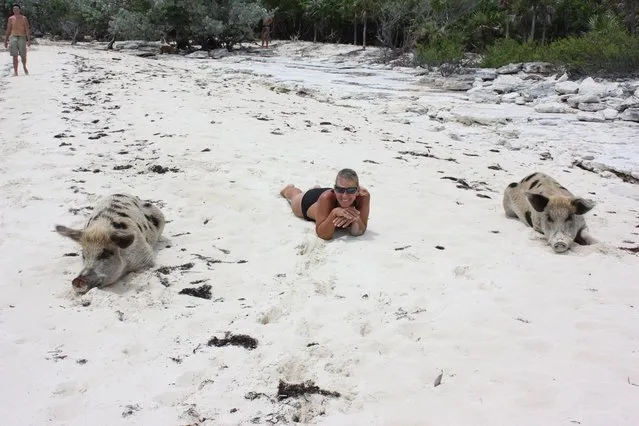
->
[315,191,357,240]
[349,188,371,236]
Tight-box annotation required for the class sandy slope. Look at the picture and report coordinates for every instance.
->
[0,42,638,426]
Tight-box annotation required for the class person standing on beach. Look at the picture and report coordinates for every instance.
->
[4,4,30,76]
[280,168,371,240]
[261,16,273,48]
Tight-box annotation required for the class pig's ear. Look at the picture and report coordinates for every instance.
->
[525,192,549,213]
[55,225,83,242]
[111,232,134,249]
[572,198,595,215]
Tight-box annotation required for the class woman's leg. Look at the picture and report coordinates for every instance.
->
[280,184,305,218]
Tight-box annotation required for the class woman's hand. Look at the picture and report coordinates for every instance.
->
[332,207,359,228]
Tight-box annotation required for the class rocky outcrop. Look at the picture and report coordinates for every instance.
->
[620,107,639,122]
[422,63,639,124]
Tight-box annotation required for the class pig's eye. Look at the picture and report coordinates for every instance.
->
[97,249,114,260]
[566,214,574,221]
[547,215,554,223]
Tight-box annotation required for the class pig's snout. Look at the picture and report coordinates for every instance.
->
[72,270,100,293]
[552,241,569,253]
[72,276,87,288]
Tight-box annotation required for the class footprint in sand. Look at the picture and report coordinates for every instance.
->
[52,380,88,397]
[295,235,328,272]
[314,275,336,296]
[47,400,83,422]
[277,356,311,383]
[257,305,286,325]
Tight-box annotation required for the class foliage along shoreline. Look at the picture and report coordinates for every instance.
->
[4,0,639,75]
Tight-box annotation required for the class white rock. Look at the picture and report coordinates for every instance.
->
[578,77,624,98]
[522,62,556,74]
[556,73,569,83]
[577,111,606,122]
[515,97,526,105]
[619,96,639,112]
[186,51,209,59]
[620,107,639,122]
[491,75,527,94]
[534,103,570,113]
[635,88,639,97]
[602,108,618,120]
[450,112,509,126]
[467,89,502,104]
[502,92,520,100]
[497,63,522,74]
[522,80,557,100]
[535,95,563,104]
[577,102,606,112]
[476,69,497,81]
[209,48,231,59]
[605,97,626,111]
[442,78,475,91]
[620,81,639,95]
[555,81,580,94]
[567,94,600,105]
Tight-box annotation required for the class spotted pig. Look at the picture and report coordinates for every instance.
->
[56,194,165,294]
[503,172,595,253]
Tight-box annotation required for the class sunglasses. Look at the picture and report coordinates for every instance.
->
[334,185,358,195]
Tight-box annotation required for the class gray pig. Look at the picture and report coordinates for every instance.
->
[503,172,595,253]
[56,194,165,293]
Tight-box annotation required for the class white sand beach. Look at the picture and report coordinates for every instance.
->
[1,40,638,425]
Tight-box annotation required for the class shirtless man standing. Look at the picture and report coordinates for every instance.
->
[280,168,371,240]
[4,4,30,76]
[261,16,273,48]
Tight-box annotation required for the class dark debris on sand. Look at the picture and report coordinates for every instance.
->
[620,246,639,254]
[399,150,458,163]
[156,262,194,275]
[193,253,247,266]
[277,380,341,400]
[149,165,181,174]
[179,284,212,300]
[207,332,258,350]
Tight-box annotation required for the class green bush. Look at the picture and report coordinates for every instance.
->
[414,35,465,67]
[546,29,639,75]
[481,23,639,75]
[481,38,542,68]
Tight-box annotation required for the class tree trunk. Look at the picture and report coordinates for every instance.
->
[530,9,536,43]
[313,23,317,43]
[107,32,116,50]
[542,20,546,44]
[71,26,79,45]
[362,11,367,49]
[628,0,637,35]
[354,19,357,45]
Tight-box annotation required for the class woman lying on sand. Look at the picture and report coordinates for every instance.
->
[280,168,371,240]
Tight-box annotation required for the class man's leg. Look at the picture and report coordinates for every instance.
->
[19,38,28,75]
[9,37,19,76]
[21,54,28,75]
